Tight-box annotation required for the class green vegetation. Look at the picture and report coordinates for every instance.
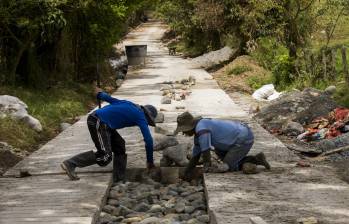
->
[226,66,252,76]
[0,84,95,151]
[156,0,349,106]
[0,0,155,154]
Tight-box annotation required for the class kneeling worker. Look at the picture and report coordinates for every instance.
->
[173,112,270,179]
[61,88,158,183]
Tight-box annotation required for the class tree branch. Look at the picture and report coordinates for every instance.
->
[326,6,346,48]
[3,24,23,45]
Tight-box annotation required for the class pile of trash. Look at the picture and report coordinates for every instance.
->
[252,84,282,101]
[254,86,349,160]
[254,88,337,133]
[297,108,349,142]
[160,76,196,104]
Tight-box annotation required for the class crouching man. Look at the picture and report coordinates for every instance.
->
[61,88,158,183]
[173,112,270,179]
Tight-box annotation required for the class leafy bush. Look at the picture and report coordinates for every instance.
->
[226,65,252,76]
[247,73,274,90]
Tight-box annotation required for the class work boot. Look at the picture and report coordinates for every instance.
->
[61,150,97,181]
[208,163,230,173]
[242,162,258,174]
[202,150,212,173]
[113,154,127,184]
[61,161,79,181]
[255,152,271,170]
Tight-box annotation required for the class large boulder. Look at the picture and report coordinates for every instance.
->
[254,88,337,131]
[153,134,179,151]
[0,95,42,132]
[190,46,236,69]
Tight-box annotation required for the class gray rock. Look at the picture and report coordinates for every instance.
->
[154,134,179,151]
[162,143,189,167]
[149,204,163,213]
[191,199,206,210]
[168,190,178,196]
[179,213,191,221]
[107,199,119,206]
[197,215,209,223]
[119,205,134,217]
[155,126,171,135]
[0,95,43,132]
[186,192,203,202]
[161,96,172,104]
[191,46,235,69]
[122,217,143,223]
[98,212,121,223]
[134,202,150,212]
[102,205,114,214]
[102,205,121,216]
[175,201,185,213]
[140,217,161,224]
[160,85,172,91]
[324,85,336,95]
[184,206,195,214]
[60,122,71,131]
[155,112,165,123]
[187,218,200,224]
[282,121,304,136]
[191,210,206,218]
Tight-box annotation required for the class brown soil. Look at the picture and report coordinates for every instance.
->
[212,55,270,94]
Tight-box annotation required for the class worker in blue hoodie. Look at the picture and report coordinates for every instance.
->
[61,88,157,183]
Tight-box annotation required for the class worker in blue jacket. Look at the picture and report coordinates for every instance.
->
[173,112,270,179]
[61,88,158,183]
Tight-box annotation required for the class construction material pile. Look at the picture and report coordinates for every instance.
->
[254,88,337,134]
[97,180,209,224]
[160,76,196,104]
[297,108,349,142]
[254,87,349,160]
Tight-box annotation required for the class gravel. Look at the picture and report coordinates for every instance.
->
[97,180,209,224]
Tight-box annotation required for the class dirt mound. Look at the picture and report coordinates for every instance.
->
[213,55,270,94]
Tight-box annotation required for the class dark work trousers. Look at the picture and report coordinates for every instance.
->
[87,112,126,167]
[214,125,254,171]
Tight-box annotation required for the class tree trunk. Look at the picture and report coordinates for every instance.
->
[8,42,29,84]
[342,46,349,84]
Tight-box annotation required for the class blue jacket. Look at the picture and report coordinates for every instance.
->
[192,119,254,157]
[95,92,153,163]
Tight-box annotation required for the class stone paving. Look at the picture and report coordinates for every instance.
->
[1,21,349,224]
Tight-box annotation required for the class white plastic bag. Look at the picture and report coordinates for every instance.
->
[252,84,276,101]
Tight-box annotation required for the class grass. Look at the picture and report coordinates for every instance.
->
[226,65,252,76]
[0,83,95,152]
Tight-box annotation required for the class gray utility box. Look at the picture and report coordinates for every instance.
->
[125,45,147,65]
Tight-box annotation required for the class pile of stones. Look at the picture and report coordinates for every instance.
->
[160,76,196,104]
[97,180,209,224]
